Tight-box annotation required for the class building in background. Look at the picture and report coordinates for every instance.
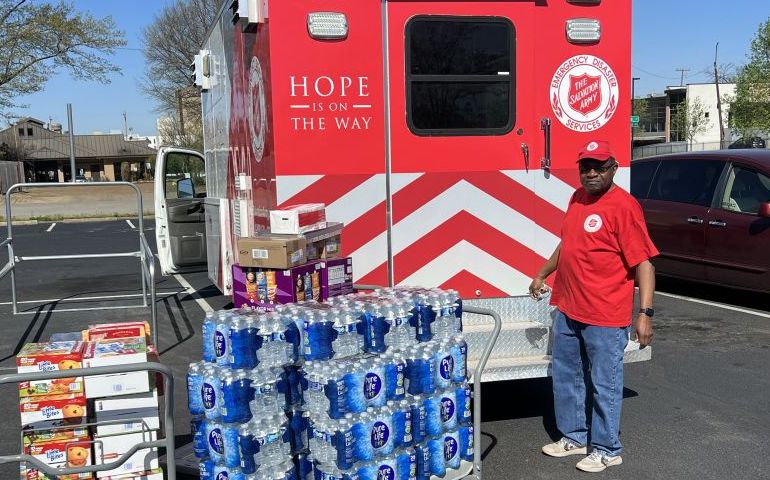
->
[0,118,156,182]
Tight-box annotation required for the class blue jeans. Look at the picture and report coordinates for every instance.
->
[552,311,629,456]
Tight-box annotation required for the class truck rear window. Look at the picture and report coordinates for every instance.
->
[406,17,515,136]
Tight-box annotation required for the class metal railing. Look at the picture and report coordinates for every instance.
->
[354,284,502,480]
[0,362,176,479]
[0,182,158,346]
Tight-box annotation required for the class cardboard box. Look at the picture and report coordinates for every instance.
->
[237,235,307,269]
[304,222,344,261]
[84,322,151,344]
[99,469,163,480]
[20,393,87,426]
[17,341,85,373]
[23,426,90,448]
[82,339,151,398]
[233,261,323,310]
[321,257,355,298]
[93,430,159,478]
[20,378,85,398]
[94,409,160,436]
[24,437,92,480]
[99,468,163,480]
[270,203,327,234]
[93,390,158,414]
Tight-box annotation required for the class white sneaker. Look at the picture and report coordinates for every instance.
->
[575,450,623,472]
[542,438,588,457]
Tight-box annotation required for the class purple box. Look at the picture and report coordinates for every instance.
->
[320,257,354,299]
[232,262,324,311]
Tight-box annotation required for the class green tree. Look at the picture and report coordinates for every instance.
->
[632,97,649,134]
[671,97,711,151]
[0,0,126,119]
[730,19,770,136]
[141,0,223,150]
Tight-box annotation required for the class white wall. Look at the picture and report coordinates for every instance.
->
[686,83,736,145]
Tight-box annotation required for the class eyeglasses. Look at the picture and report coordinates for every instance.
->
[579,162,616,174]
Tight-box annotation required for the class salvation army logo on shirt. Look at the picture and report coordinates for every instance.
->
[584,214,603,233]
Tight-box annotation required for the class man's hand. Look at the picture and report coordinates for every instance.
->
[528,277,550,300]
[634,313,654,347]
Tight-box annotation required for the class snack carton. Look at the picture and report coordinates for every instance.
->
[23,426,89,448]
[24,437,92,479]
[82,338,151,398]
[20,393,87,426]
[83,322,151,344]
[269,203,327,234]
[17,342,85,398]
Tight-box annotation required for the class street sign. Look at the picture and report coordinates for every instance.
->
[631,115,640,127]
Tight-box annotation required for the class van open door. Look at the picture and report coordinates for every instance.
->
[154,147,207,275]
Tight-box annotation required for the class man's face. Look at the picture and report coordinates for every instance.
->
[578,158,617,195]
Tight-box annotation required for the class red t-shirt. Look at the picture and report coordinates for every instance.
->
[550,186,659,327]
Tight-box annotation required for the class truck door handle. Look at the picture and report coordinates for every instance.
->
[687,216,704,224]
[708,220,727,227]
[521,143,530,172]
[540,118,551,171]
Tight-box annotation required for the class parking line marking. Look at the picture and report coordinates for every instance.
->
[0,290,184,306]
[126,219,136,229]
[46,223,56,232]
[656,291,770,319]
[174,273,215,314]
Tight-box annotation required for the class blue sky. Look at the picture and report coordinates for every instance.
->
[8,0,769,136]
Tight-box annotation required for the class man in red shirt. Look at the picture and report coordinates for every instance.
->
[529,140,657,473]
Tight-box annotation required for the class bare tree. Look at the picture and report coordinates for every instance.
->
[699,62,738,83]
[672,97,711,151]
[0,0,125,119]
[141,0,223,149]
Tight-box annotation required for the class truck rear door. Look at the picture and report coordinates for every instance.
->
[385,2,541,298]
[154,147,208,274]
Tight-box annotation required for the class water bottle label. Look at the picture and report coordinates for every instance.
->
[441,397,455,423]
[370,421,390,449]
[202,383,217,410]
[215,331,226,357]
[444,436,459,461]
[209,428,225,454]
[377,465,395,480]
[364,372,382,400]
[439,355,454,381]
[404,409,413,443]
[395,363,405,396]
[215,473,228,480]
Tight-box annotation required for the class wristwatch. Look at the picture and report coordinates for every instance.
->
[638,308,654,317]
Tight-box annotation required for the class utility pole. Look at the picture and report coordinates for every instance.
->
[123,111,128,139]
[714,43,725,148]
[631,77,640,158]
[676,68,690,87]
[67,104,76,183]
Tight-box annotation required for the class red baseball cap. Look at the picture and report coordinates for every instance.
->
[577,140,615,162]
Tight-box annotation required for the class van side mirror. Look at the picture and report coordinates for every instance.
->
[177,177,195,199]
[759,202,770,218]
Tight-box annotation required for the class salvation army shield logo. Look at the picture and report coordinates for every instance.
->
[550,55,619,132]
[568,73,602,115]
[248,56,267,163]
[584,214,603,233]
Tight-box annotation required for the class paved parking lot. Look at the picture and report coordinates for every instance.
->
[0,220,768,479]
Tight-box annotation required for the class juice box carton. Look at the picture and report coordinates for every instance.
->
[20,393,87,426]
[17,342,85,398]
[82,338,150,398]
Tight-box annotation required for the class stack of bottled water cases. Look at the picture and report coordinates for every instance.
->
[186,287,474,480]
[187,309,304,480]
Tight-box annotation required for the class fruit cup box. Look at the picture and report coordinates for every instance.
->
[17,342,85,398]
[24,437,92,480]
[82,338,151,398]
[83,322,151,344]
[320,257,354,298]
[269,203,327,234]
[93,430,159,478]
[233,261,323,310]
[20,393,87,426]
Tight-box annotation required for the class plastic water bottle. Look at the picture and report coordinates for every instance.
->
[223,422,242,468]
[450,336,468,384]
[445,289,463,332]
[443,430,461,470]
[287,408,310,453]
[230,315,260,369]
[303,362,330,416]
[414,293,435,342]
[238,421,259,474]
[187,361,205,416]
[302,309,335,361]
[423,394,442,438]
[331,307,361,358]
[221,369,252,423]
[250,368,284,418]
[276,311,301,363]
[384,351,406,402]
[202,311,217,362]
[426,437,445,477]
[202,365,223,421]
[344,360,367,414]
[410,396,427,445]
[215,311,232,367]
[459,425,474,462]
[390,400,413,449]
[199,455,215,480]
[191,416,208,458]
[455,383,473,426]
[327,363,348,419]
[204,420,225,464]
[434,342,454,391]
[396,447,417,480]
[439,390,458,432]
[414,444,431,480]
[357,455,397,480]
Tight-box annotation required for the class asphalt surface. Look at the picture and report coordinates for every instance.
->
[0,220,768,479]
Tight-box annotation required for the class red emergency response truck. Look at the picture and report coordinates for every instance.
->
[154,0,649,381]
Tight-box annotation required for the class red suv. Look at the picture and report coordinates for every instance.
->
[631,150,770,293]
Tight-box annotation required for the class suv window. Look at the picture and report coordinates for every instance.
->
[406,17,514,135]
[648,159,725,206]
[630,161,659,199]
[719,166,770,214]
